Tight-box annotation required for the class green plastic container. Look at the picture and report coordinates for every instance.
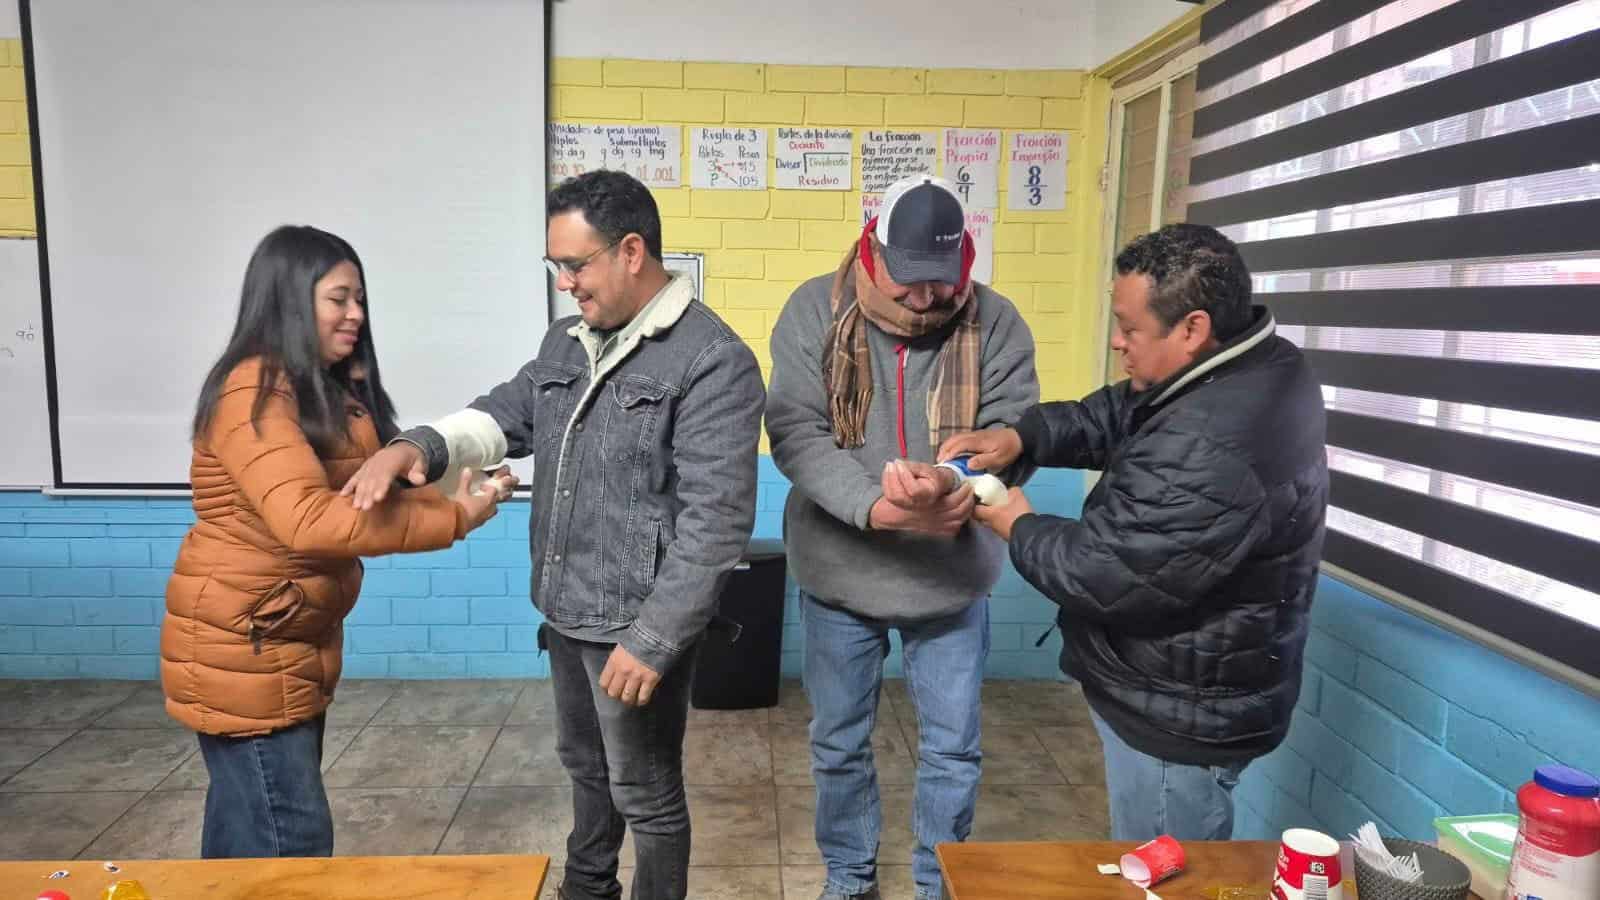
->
[1433,813,1516,900]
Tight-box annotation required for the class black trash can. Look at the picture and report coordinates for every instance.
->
[691,538,787,710]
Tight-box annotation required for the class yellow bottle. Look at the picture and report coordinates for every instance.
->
[101,881,151,900]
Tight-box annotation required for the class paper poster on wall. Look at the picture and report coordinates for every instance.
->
[943,129,1000,209]
[691,127,768,190]
[860,129,938,194]
[548,123,608,183]
[1007,131,1069,210]
[774,127,852,190]
[547,123,682,188]
[861,192,883,225]
[599,125,682,188]
[966,208,995,284]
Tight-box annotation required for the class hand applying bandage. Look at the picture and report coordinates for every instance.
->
[935,455,1010,506]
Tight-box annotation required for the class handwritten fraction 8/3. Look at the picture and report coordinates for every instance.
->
[1006,131,1067,211]
[1024,166,1045,206]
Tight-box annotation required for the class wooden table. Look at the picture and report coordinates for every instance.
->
[940,841,1488,900]
[0,854,548,899]
[939,840,1283,899]
[942,840,1365,899]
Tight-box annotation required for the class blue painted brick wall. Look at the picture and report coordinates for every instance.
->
[0,457,1078,682]
[1234,576,1600,842]
[8,463,1599,844]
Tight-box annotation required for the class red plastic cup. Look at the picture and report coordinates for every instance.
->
[1272,828,1345,900]
[1119,835,1186,887]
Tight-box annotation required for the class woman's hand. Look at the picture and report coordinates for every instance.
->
[342,442,428,510]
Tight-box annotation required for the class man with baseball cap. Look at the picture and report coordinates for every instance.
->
[766,175,1040,900]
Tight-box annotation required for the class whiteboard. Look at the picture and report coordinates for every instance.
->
[0,239,50,488]
[28,0,546,488]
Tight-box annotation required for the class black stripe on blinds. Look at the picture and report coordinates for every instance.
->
[1267,286,1600,335]
[1329,470,1600,596]
[1322,532,1600,680]
[1189,115,1600,227]
[1200,0,1276,43]
[1326,410,1600,510]
[1196,0,1389,90]
[1190,28,1600,185]
[1193,0,1575,139]
[1304,349,1600,421]
[1237,199,1600,273]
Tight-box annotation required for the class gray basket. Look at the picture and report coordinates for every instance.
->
[1353,839,1471,900]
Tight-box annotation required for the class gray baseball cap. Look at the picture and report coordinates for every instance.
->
[874,175,967,285]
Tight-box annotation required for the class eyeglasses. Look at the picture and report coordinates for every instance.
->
[542,239,620,279]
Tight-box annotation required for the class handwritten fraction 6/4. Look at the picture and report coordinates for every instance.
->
[943,128,999,209]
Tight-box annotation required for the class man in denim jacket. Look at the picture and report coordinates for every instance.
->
[345,171,766,900]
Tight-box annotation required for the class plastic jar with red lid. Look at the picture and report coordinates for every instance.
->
[1505,763,1600,900]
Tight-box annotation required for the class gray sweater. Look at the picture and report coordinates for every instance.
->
[766,273,1040,621]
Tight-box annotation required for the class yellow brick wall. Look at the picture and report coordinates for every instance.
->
[0,39,34,238]
[555,58,1105,402]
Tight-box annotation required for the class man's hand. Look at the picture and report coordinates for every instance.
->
[599,644,662,708]
[972,486,1033,541]
[450,466,514,534]
[870,481,975,537]
[938,427,1024,473]
[882,460,957,510]
[343,442,427,511]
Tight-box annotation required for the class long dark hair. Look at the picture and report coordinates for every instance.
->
[193,225,400,457]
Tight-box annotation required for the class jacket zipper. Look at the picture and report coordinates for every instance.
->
[895,343,908,458]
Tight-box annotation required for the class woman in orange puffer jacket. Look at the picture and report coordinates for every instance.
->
[161,225,511,858]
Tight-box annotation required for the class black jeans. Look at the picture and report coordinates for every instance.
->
[546,625,696,900]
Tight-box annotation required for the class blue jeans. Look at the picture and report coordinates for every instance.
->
[802,591,989,900]
[546,625,695,900]
[197,713,332,858]
[1090,710,1245,842]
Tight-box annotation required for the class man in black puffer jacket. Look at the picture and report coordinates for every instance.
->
[941,224,1327,842]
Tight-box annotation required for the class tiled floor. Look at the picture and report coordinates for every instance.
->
[0,677,1109,899]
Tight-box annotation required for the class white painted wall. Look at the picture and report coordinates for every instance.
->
[1,1,1196,76]
[551,0,1101,68]
[1094,0,1191,65]
[6,0,1190,63]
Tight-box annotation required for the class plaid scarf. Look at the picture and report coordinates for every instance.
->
[820,237,980,454]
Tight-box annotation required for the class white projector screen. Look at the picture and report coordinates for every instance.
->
[29,0,547,488]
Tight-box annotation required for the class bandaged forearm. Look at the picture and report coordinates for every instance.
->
[430,408,508,471]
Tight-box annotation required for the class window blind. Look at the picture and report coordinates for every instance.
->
[1188,0,1600,680]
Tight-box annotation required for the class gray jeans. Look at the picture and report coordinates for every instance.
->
[1090,709,1246,842]
[547,625,696,900]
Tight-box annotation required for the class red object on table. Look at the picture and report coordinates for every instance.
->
[1119,834,1186,887]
